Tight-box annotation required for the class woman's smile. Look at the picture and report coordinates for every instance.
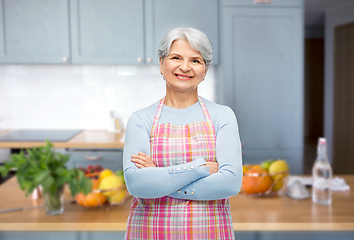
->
[174,73,193,80]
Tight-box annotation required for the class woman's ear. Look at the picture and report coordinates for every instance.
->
[159,57,164,75]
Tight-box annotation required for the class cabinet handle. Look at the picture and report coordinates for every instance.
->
[137,57,143,62]
[147,58,152,63]
[85,155,103,160]
[62,57,69,62]
[254,0,271,3]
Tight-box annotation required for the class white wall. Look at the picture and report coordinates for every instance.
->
[324,1,354,162]
[0,65,215,130]
[0,64,215,162]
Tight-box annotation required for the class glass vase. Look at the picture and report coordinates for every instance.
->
[43,185,64,215]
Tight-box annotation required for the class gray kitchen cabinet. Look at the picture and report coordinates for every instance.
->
[0,0,219,64]
[69,0,145,64]
[0,232,78,240]
[0,232,126,240]
[70,0,219,65]
[65,149,123,172]
[218,0,304,174]
[222,0,302,7]
[0,0,70,64]
[144,0,219,65]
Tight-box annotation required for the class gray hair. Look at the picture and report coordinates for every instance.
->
[158,28,213,68]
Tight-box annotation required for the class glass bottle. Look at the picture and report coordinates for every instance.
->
[312,137,332,205]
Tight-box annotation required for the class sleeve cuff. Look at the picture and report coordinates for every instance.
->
[167,157,208,175]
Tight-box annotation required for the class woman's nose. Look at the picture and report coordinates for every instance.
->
[179,60,190,72]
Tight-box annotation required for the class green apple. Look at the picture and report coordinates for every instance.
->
[260,159,277,171]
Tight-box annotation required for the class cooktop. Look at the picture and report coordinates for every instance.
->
[0,129,83,142]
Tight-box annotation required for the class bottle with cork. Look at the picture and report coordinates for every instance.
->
[312,137,332,205]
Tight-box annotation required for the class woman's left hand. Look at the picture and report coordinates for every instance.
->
[131,152,156,168]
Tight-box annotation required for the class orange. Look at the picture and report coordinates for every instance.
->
[250,165,262,170]
[75,178,106,207]
[242,167,273,194]
[75,192,106,207]
[244,165,261,170]
[91,178,100,190]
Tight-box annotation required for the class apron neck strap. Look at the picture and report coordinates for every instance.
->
[152,96,213,129]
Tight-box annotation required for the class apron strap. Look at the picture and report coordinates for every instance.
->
[150,97,165,139]
[198,96,213,125]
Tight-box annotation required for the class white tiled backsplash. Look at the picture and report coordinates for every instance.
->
[0,65,215,130]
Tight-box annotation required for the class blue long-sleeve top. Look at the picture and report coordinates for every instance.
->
[123,97,243,200]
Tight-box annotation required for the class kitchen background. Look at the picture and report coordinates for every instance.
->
[0,64,215,129]
[0,0,354,240]
[0,0,353,174]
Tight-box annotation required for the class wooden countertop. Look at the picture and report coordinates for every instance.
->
[0,130,125,149]
[0,176,353,231]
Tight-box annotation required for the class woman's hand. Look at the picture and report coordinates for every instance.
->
[131,152,156,168]
[203,161,219,175]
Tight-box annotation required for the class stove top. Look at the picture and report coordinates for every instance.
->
[0,129,83,142]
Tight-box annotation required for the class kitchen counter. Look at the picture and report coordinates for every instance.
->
[0,130,125,149]
[0,176,353,231]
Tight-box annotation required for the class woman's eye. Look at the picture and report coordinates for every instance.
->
[192,59,201,63]
[172,56,180,60]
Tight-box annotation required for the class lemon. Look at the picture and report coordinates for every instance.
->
[116,170,125,184]
[242,165,249,174]
[271,179,284,191]
[268,160,289,180]
[109,190,126,204]
[99,169,114,181]
[99,175,124,197]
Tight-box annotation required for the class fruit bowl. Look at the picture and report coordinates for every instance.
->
[75,182,129,207]
[242,169,289,197]
[75,169,129,207]
[241,160,290,197]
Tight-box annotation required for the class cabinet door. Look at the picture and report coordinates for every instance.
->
[70,0,144,64]
[221,7,303,172]
[0,0,70,64]
[145,0,219,65]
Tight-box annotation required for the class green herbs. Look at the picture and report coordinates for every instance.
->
[0,140,92,197]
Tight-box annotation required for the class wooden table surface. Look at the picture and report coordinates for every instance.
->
[0,175,353,231]
[0,129,125,149]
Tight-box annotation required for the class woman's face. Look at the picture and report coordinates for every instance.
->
[160,39,208,94]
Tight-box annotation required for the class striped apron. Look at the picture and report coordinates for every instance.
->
[125,97,234,240]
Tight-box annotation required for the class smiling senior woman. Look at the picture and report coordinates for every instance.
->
[123,28,243,240]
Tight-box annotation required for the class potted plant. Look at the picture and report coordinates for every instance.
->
[0,140,92,215]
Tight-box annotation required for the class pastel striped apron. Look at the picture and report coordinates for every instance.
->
[125,97,234,240]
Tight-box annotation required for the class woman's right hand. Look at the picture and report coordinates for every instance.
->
[203,161,219,175]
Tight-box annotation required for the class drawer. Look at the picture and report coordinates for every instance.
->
[222,0,303,7]
[65,149,123,171]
